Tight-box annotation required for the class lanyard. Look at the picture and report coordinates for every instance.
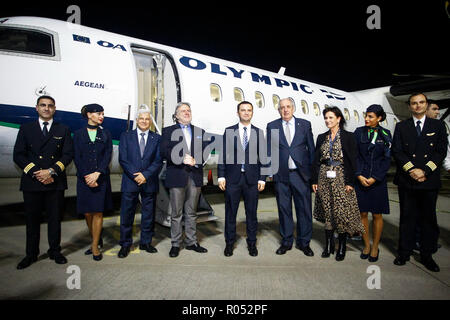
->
[329,131,338,163]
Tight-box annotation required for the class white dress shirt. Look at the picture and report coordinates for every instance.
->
[412,115,425,132]
[39,118,53,132]
[137,127,149,145]
[283,117,297,169]
[218,122,265,185]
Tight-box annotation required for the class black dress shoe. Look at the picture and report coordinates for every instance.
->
[248,245,258,257]
[224,244,234,257]
[185,243,208,253]
[84,248,92,255]
[49,252,67,264]
[17,256,38,270]
[169,246,180,258]
[276,245,292,255]
[368,249,379,263]
[360,250,370,260]
[93,253,103,261]
[393,256,410,266]
[118,246,131,258]
[139,243,158,253]
[422,257,440,272]
[296,245,314,257]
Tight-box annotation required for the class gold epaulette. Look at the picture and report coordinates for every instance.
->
[402,161,414,172]
[56,161,65,172]
[24,163,35,174]
[426,161,437,172]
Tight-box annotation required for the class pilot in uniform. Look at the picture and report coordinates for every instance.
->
[13,95,73,269]
[392,93,448,272]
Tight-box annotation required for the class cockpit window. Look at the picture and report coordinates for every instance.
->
[0,26,54,56]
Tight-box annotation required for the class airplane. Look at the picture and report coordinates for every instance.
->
[1,16,449,225]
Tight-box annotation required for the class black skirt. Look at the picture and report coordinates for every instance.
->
[355,178,390,214]
[76,173,113,214]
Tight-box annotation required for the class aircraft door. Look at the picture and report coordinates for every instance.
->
[132,48,179,132]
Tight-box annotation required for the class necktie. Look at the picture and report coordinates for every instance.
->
[183,125,191,152]
[416,120,422,136]
[242,127,248,171]
[139,132,146,158]
[42,122,48,136]
[284,122,292,146]
[285,122,295,169]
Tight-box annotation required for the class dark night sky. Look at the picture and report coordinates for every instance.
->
[3,1,449,91]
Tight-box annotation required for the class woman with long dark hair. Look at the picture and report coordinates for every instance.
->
[73,104,113,261]
[312,107,364,261]
[354,104,392,262]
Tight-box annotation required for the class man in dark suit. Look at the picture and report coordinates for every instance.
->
[392,93,448,272]
[218,101,266,257]
[266,98,315,256]
[13,95,73,269]
[117,105,163,258]
[160,102,212,257]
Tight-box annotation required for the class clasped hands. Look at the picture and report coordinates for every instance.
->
[358,176,376,187]
[33,169,54,185]
[409,168,426,182]
[183,154,196,167]
[84,172,101,187]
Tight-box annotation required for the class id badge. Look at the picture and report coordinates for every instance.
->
[326,170,336,178]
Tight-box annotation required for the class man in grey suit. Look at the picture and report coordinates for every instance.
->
[160,102,211,257]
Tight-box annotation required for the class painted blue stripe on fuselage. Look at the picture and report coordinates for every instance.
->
[0,104,131,141]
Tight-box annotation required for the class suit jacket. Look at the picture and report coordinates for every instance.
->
[13,120,73,191]
[73,126,112,178]
[217,123,266,184]
[266,117,315,183]
[392,117,448,190]
[160,123,212,188]
[311,129,358,186]
[119,129,163,193]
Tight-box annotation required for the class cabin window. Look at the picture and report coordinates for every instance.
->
[234,87,244,102]
[210,83,222,102]
[273,94,280,110]
[363,112,366,119]
[313,102,320,116]
[0,26,54,56]
[354,110,360,123]
[287,98,296,112]
[255,91,265,108]
[344,108,350,121]
[301,100,309,114]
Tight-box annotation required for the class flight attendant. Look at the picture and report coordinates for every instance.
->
[354,104,392,262]
[73,104,113,261]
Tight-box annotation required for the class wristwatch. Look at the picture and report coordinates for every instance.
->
[48,168,56,176]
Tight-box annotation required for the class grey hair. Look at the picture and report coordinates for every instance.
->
[278,98,296,112]
[172,102,191,123]
[137,104,151,118]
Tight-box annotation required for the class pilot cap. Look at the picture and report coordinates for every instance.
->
[81,103,104,118]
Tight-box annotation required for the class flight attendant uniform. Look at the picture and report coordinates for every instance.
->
[73,125,113,215]
[354,126,392,215]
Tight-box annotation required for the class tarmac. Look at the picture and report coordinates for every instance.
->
[0,173,449,301]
